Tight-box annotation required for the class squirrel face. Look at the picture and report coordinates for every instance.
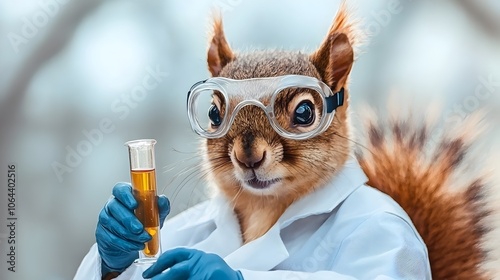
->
[203,11,356,201]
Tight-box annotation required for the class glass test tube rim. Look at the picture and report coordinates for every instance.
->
[124,139,157,150]
[125,138,156,145]
[125,139,157,171]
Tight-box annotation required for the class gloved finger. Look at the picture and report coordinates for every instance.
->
[143,248,201,279]
[106,198,145,235]
[149,260,191,280]
[112,182,137,210]
[99,206,150,243]
[158,195,170,228]
[96,223,145,253]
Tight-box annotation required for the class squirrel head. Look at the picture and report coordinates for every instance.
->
[203,4,357,202]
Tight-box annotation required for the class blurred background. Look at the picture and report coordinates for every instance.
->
[0,0,498,279]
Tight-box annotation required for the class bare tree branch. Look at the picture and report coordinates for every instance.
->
[455,0,500,39]
[0,0,105,144]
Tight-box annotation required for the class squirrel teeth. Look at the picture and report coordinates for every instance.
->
[245,178,282,189]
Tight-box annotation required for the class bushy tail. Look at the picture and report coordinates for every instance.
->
[355,107,499,279]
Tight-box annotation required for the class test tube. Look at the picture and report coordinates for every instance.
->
[125,139,161,264]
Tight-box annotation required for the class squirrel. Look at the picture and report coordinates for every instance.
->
[75,2,499,280]
[202,2,498,280]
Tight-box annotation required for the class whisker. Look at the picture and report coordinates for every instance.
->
[170,147,201,154]
[162,154,202,172]
[231,186,244,210]
[161,162,203,194]
[170,167,204,203]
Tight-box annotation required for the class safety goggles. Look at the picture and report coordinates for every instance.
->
[187,75,344,140]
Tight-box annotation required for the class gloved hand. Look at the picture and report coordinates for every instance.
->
[96,182,170,276]
[142,248,243,280]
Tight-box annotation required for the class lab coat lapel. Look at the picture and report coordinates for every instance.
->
[177,194,289,270]
[191,195,243,257]
[224,159,368,271]
[279,159,368,228]
[224,222,289,271]
[178,159,368,271]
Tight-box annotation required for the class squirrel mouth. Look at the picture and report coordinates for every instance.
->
[245,177,282,189]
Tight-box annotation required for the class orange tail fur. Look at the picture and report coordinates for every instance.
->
[355,107,498,279]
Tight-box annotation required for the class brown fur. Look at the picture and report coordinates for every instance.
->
[205,50,351,242]
[355,111,491,279]
[201,2,494,279]
[204,9,354,242]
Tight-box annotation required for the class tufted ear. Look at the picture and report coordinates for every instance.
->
[310,2,357,91]
[207,16,234,77]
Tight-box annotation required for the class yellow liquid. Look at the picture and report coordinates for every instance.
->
[131,169,160,257]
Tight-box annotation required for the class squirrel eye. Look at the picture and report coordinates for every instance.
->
[293,101,315,126]
[208,104,222,127]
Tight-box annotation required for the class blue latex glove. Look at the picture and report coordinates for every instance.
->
[142,248,243,280]
[96,182,170,276]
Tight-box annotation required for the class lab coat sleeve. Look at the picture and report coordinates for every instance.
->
[74,243,149,280]
[239,212,431,280]
[73,243,103,280]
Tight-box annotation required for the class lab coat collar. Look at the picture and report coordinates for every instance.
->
[225,159,368,270]
[177,159,368,271]
[278,159,368,228]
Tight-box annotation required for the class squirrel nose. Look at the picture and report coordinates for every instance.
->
[235,150,266,169]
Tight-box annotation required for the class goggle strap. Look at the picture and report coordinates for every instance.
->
[325,87,345,113]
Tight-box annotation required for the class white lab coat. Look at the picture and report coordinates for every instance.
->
[74,160,431,280]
